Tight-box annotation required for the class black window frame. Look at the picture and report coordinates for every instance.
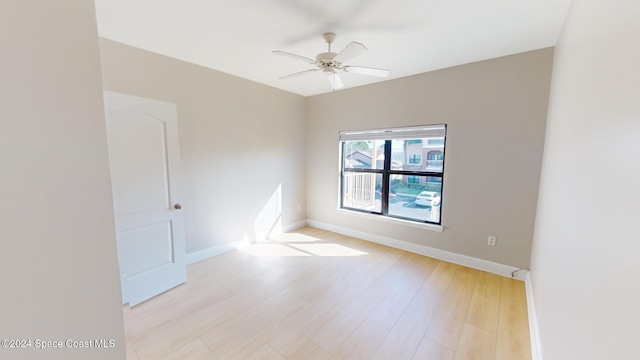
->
[339,125,447,225]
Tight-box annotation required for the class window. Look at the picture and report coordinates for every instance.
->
[408,154,421,164]
[340,124,447,225]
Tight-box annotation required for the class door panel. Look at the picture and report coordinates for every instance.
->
[108,112,170,216]
[104,91,185,306]
[117,222,174,277]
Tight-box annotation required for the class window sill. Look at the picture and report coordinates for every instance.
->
[337,208,444,233]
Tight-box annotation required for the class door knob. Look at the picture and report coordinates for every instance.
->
[174,203,182,210]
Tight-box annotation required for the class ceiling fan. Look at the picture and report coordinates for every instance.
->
[273,32,390,90]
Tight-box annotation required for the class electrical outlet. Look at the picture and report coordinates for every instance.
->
[488,236,497,246]
[297,205,301,212]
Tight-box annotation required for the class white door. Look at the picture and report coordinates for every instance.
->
[104,91,186,306]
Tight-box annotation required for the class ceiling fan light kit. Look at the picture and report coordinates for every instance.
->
[273,32,390,91]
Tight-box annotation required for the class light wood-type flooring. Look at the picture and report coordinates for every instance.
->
[123,226,531,360]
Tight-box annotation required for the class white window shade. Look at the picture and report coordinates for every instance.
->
[339,124,446,141]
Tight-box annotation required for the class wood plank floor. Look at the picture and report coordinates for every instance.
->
[123,227,531,360]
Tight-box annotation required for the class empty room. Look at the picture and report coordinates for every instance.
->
[1,1,638,360]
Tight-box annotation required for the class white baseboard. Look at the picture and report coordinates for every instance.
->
[185,239,244,264]
[281,220,308,233]
[306,219,520,278]
[185,220,308,265]
[521,271,543,360]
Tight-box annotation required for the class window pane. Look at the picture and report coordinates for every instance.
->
[391,138,444,173]
[342,172,382,212]
[343,140,384,170]
[387,176,442,223]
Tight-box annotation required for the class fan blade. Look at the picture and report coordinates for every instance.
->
[344,66,390,78]
[334,41,367,63]
[279,69,319,80]
[272,50,316,64]
[327,72,344,90]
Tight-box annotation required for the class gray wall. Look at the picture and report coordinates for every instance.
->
[530,0,640,359]
[0,2,125,359]
[99,39,307,254]
[306,48,554,269]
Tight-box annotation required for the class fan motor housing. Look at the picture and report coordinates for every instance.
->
[316,52,338,67]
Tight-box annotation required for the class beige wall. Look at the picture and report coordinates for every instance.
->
[306,48,554,269]
[530,0,640,359]
[0,2,125,359]
[99,39,307,254]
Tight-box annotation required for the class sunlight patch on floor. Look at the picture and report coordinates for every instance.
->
[289,243,368,257]
[267,232,322,243]
[238,243,311,257]
[238,234,369,257]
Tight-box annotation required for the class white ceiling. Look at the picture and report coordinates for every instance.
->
[94,0,571,97]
